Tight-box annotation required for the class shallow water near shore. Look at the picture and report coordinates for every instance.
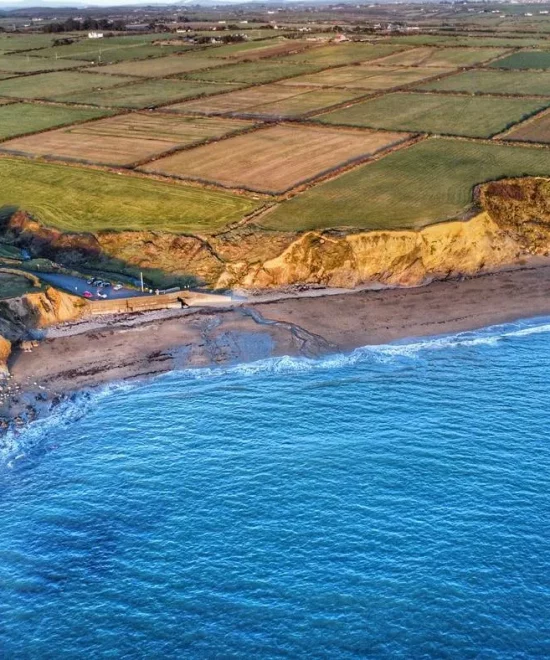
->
[2,318,550,657]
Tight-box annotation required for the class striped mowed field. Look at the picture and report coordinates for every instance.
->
[261,138,550,231]
[0,158,260,234]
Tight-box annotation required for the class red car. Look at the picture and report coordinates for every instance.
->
[83,291,94,299]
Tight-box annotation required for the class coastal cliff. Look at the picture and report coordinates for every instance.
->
[0,287,87,373]
[3,177,550,293]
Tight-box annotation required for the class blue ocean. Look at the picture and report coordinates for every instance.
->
[2,319,550,658]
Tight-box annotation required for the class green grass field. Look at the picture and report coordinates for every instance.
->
[0,54,87,73]
[489,50,550,70]
[99,54,223,78]
[0,32,77,52]
[0,103,114,140]
[56,79,237,108]
[0,71,132,100]
[261,138,550,231]
[318,93,548,138]
[416,69,550,95]
[32,34,188,62]
[184,60,320,84]
[0,157,259,233]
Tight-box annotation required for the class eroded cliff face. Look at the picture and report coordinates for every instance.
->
[0,287,87,373]
[216,212,523,289]
[5,177,550,293]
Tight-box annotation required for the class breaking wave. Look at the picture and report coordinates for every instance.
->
[2,315,550,469]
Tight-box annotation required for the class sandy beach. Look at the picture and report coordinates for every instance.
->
[5,262,550,425]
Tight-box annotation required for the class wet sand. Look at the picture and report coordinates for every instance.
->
[6,264,550,425]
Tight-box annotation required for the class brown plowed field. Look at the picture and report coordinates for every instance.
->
[505,109,550,143]
[281,65,453,90]
[165,83,366,118]
[140,123,410,194]
[0,113,253,166]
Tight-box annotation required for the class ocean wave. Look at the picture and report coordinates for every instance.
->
[3,316,550,466]
[174,316,550,380]
[0,381,135,470]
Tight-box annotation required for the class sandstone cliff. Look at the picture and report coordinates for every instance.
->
[4,177,550,294]
[0,287,87,374]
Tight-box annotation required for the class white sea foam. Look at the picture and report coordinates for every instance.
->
[3,316,550,466]
[0,381,136,469]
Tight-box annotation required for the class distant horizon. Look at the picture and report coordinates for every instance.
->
[0,0,439,9]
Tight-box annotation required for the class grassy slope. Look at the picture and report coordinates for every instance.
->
[318,93,549,138]
[0,158,259,234]
[261,138,550,231]
[0,103,114,140]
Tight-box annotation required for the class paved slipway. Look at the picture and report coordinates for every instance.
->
[4,262,550,428]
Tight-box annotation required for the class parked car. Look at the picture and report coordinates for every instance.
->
[103,281,112,288]
[87,278,96,285]
[113,284,123,291]
[83,291,94,299]
[97,292,108,299]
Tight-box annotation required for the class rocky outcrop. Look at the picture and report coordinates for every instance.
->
[0,287,87,374]
[480,178,550,254]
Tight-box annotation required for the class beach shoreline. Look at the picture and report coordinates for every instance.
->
[5,263,550,430]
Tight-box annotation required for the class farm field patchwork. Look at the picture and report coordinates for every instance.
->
[281,64,452,90]
[489,50,550,70]
[205,38,312,61]
[183,60,321,84]
[271,43,404,67]
[0,55,88,73]
[261,138,550,231]
[141,123,410,194]
[385,35,549,48]
[417,69,550,95]
[0,71,132,100]
[32,38,190,62]
[0,32,72,52]
[0,102,114,141]
[98,54,225,78]
[318,92,549,138]
[0,113,254,166]
[504,109,550,143]
[54,79,236,108]
[167,83,367,118]
[372,46,509,68]
[203,38,306,59]
[0,157,259,233]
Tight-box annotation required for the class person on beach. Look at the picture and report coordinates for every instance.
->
[177,297,188,309]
